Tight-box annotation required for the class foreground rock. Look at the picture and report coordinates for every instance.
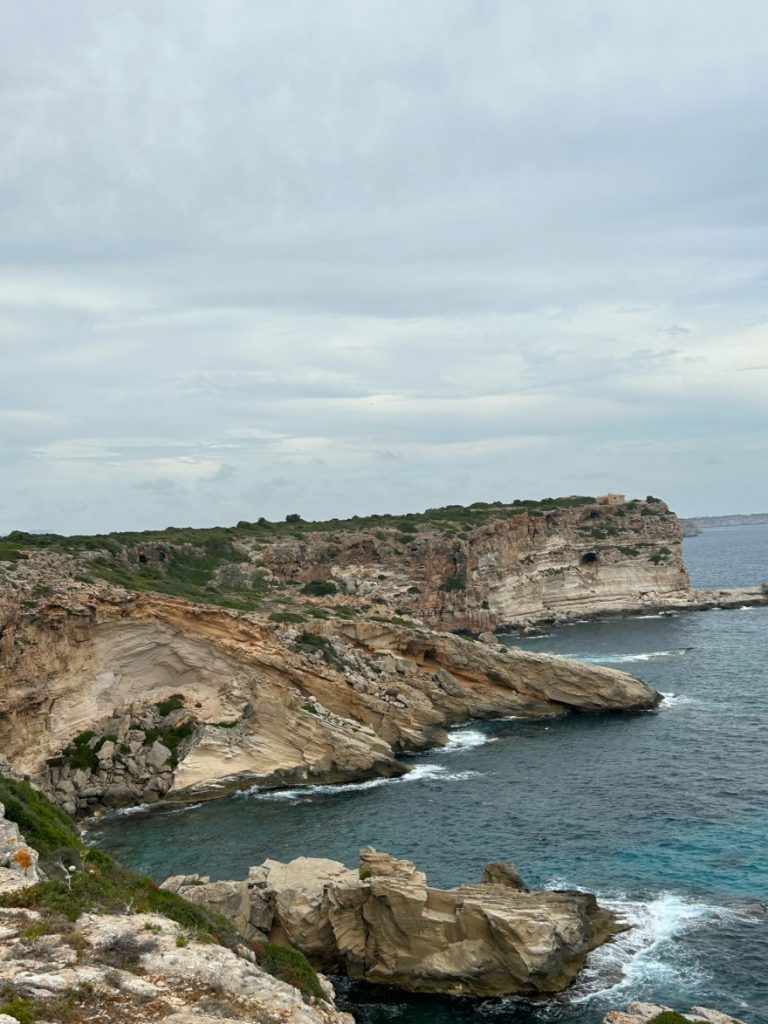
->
[0,802,43,895]
[0,593,660,812]
[164,848,623,997]
[605,1002,746,1024]
[0,784,352,1024]
[0,907,352,1024]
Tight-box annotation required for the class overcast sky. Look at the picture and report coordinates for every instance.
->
[2,0,767,535]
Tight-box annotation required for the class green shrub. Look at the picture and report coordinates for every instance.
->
[300,579,338,596]
[647,1013,691,1024]
[0,998,36,1024]
[155,694,185,716]
[0,775,81,855]
[269,611,306,624]
[442,574,466,592]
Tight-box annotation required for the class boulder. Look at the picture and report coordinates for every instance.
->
[169,848,622,996]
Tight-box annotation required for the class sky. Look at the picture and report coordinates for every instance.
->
[2,0,767,535]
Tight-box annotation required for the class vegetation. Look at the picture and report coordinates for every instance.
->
[647,1014,691,1024]
[155,693,185,716]
[0,776,80,860]
[300,579,338,596]
[0,775,323,1002]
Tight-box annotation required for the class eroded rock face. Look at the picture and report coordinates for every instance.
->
[605,1003,746,1024]
[0,908,353,1024]
[262,498,694,630]
[166,849,623,997]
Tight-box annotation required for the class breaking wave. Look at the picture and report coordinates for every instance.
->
[579,648,692,664]
[238,763,484,802]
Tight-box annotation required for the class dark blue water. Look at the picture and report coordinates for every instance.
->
[91,525,768,1023]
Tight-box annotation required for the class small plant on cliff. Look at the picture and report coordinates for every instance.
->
[0,997,37,1024]
[647,1014,691,1024]
[155,694,185,716]
[300,579,338,596]
[442,573,466,592]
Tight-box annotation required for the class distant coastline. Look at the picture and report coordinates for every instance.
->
[682,512,768,536]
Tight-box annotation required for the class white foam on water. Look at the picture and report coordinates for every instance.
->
[238,763,484,802]
[580,648,691,665]
[442,728,494,753]
[566,892,736,1002]
[166,802,203,816]
[659,692,696,709]
[107,802,151,818]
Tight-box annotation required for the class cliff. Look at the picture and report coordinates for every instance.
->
[0,589,659,813]
[2,492,765,813]
[260,496,694,630]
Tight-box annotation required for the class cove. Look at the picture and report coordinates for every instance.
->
[91,525,768,1024]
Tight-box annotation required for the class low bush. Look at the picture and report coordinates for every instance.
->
[300,579,337,596]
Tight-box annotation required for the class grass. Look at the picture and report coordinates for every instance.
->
[0,775,81,860]
[0,775,324,1002]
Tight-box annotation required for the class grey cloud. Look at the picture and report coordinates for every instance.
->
[2,0,767,532]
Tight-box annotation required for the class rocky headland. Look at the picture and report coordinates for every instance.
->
[164,847,622,997]
[1,494,764,814]
[0,589,660,815]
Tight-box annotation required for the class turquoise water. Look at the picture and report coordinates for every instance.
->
[91,525,768,1023]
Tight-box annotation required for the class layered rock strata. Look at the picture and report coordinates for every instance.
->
[0,593,660,812]
[262,498,695,630]
[164,848,622,997]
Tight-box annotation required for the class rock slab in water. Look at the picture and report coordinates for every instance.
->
[164,847,623,996]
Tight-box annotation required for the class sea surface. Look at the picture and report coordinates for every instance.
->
[91,524,768,1024]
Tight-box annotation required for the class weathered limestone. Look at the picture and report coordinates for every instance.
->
[0,802,43,894]
[605,1003,746,1024]
[0,908,353,1024]
[2,591,660,811]
[166,848,623,996]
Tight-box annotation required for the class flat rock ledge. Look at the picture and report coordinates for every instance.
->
[605,1002,746,1024]
[164,848,624,997]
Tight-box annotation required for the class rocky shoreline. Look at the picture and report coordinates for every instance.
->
[164,848,624,997]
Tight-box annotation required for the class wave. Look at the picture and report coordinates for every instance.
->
[578,648,692,664]
[567,892,737,1001]
[659,692,695,709]
[442,728,495,753]
[104,802,151,818]
[238,763,484,802]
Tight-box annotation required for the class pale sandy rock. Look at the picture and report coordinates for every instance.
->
[604,1003,746,1024]
[172,849,623,996]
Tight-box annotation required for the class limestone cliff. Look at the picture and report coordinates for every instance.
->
[261,496,694,630]
[164,848,622,997]
[0,589,659,813]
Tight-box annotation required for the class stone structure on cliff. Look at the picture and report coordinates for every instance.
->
[163,848,622,997]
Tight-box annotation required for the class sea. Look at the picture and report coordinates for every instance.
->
[90,523,768,1024]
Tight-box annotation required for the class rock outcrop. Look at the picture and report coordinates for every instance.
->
[0,803,43,895]
[0,783,353,1024]
[0,591,660,812]
[605,1003,746,1024]
[164,848,623,997]
[262,497,695,630]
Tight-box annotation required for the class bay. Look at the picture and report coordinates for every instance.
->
[92,524,768,1024]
